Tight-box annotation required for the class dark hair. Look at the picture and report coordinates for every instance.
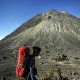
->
[32,46,41,55]
[32,46,41,52]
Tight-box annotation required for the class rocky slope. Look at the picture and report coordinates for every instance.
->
[0,9,80,80]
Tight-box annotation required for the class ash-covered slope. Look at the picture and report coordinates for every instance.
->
[3,13,46,40]
[0,10,80,79]
[1,10,80,53]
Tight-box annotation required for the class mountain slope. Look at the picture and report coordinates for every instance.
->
[2,13,46,40]
[0,10,80,79]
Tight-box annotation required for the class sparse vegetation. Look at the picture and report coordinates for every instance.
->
[44,68,62,80]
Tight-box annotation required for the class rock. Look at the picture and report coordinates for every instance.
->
[62,77,68,80]
[72,71,78,76]
[39,62,44,64]
[44,68,62,80]
[1,78,6,80]
[38,56,41,59]
[73,57,80,60]
[13,51,16,53]
[2,57,7,60]
[53,54,68,61]
[47,15,52,19]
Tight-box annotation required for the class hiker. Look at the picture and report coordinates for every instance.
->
[16,45,41,80]
[29,46,41,80]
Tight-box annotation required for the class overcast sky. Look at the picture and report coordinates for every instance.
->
[0,0,80,40]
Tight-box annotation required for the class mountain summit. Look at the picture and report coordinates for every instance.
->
[0,10,80,80]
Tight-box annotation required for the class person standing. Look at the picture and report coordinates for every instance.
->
[16,45,41,80]
[29,46,41,80]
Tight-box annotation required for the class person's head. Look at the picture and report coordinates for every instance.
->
[32,46,41,56]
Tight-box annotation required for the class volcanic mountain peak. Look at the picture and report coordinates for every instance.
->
[2,9,80,41]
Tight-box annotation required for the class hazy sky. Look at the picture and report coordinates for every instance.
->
[0,0,80,40]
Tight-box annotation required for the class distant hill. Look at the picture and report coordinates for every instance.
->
[0,9,80,80]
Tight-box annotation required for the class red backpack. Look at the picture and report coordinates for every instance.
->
[16,46,30,77]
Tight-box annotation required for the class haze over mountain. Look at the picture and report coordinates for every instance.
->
[0,10,80,80]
